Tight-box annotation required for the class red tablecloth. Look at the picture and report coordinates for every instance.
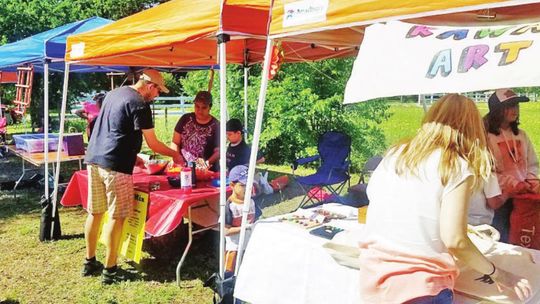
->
[61,170,227,237]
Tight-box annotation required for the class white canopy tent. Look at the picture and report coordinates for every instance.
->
[234,0,540,278]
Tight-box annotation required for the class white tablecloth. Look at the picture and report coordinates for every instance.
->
[234,205,540,304]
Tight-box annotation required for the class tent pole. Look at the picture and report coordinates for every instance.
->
[44,61,50,200]
[215,34,229,281]
[234,38,274,276]
[244,66,249,137]
[51,63,70,223]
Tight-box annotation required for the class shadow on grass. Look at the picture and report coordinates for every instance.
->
[60,233,85,240]
[136,229,218,284]
[254,169,305,210]
[0,299,21,304]
[0,189,41,220]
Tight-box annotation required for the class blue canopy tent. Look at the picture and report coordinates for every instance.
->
[0,16,124,73]
[0,16,125,209]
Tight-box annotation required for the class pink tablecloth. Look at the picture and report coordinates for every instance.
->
[61,170,226,237]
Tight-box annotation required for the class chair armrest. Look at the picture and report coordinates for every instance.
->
[291,155,320,171]
[328,161,350,178]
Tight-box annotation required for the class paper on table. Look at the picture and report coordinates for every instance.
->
[455,245,540,303]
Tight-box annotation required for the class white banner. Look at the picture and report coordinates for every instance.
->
[344,21,540,103]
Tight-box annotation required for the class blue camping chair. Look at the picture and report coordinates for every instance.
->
[292,131,351,209]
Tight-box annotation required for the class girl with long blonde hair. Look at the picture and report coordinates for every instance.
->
[358,94,530,303]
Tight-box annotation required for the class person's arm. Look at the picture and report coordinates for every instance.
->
[170,131,186,165]
[74,109,88,120]
[225,225,241,236]
[486,193,509,210]
[207,147,220,167]
[441,176,531,301]
[142,128,183,164]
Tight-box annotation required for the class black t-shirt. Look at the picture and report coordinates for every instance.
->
[85,86,154,174]
[226,139,262,170]
[174,113,219,161]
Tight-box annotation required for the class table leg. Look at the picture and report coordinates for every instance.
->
[13,159,27,199]
[176,206,193,286]
[175,201,219,286]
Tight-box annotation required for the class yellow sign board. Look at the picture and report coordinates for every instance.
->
[99,191,148,263]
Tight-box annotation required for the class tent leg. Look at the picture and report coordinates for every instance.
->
[50,63,70,240]
[234,38,274,277]
[217,35,229,279]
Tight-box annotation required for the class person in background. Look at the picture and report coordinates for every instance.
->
[359,94,531,303]
[224,165,261,273]
[171,91,219,170]
[83,69,182,285]
[484,88,539,242]
[467,173,509,226]
[74,92,106,140]
[226,118,264,171]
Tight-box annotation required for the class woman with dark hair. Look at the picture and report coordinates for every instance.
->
[484,89,539,242]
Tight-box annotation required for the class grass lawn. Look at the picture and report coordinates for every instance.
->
[2,100,540,303]
[380,101,540,161]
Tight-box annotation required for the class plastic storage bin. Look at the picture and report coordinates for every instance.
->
[62,133,85,156]
[13,133,59,153]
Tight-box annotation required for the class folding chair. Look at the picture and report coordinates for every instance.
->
[292,131,351,209]
[349,156,383,205]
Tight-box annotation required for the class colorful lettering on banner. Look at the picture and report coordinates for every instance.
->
[426,49,452,79]
[495,41,533,65]
[406,22,540,79]
[344,21,540,103]
[458,45,489,73]
[98,191,149,264]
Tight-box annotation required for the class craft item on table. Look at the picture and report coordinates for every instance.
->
[165,163,183,177]
[195,168,219,181]
[322,242,361,269]
[357,206,368,224]
[315,209,347,220]
[144,159,169,175]
[309,225,344,240]
[319,202,358,219]
[167,176,181,188]
[278,214,324,229]
[211,177,229,187]
[454,246,540,304]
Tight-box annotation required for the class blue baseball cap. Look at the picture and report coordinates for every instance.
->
[229,165,248,184]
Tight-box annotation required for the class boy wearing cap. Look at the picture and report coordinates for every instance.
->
[226,118,264,171]
[172,91,220,170]
[224,165,261,272]
[83,69,182,284]
[484,88,539,242]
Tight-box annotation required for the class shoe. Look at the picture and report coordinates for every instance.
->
[81,258,103,276]
[101,266,127,285]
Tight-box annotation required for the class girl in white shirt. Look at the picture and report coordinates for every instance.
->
[359,94,531,303]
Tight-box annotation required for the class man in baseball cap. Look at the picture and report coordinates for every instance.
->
[140,69,169,94]
[488,88,529,113]
[83,68,180,284]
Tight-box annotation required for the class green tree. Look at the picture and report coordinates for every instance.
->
[180,59,390,170]
[0,0,164,128]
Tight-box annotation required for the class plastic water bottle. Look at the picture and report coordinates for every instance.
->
[180,166,192,193]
